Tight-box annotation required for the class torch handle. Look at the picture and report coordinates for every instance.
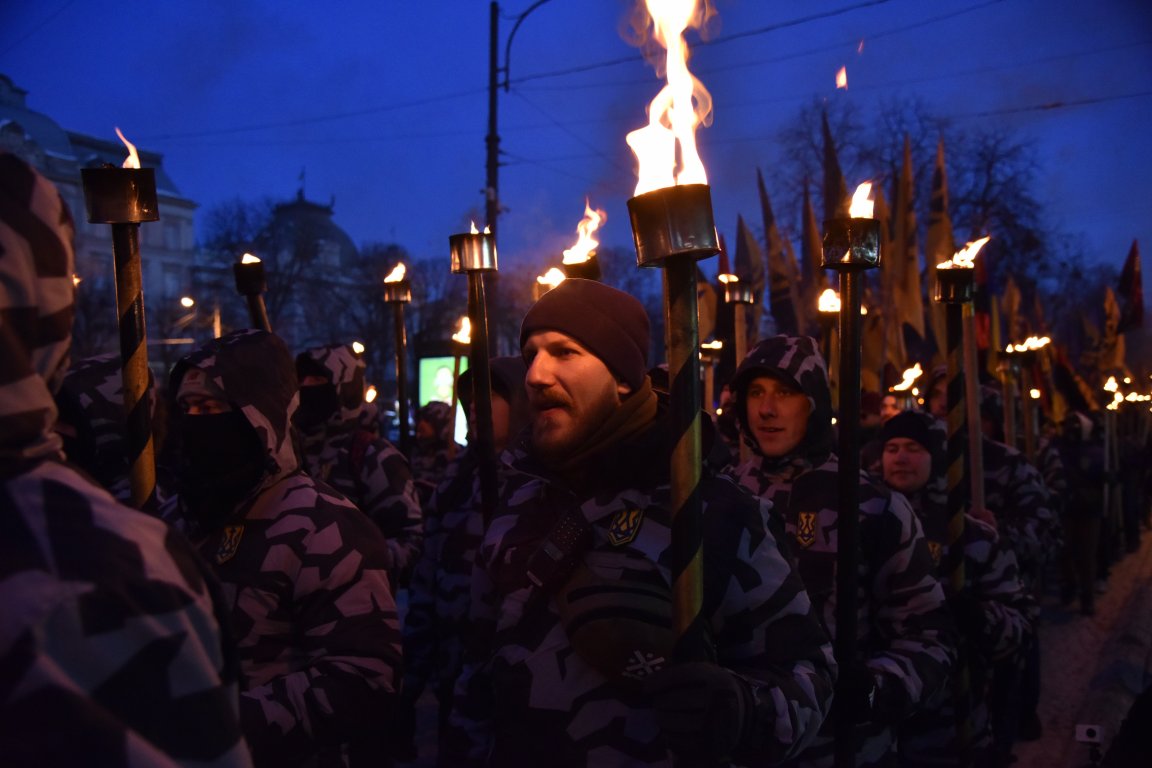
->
[961,304,985,514]
[111,223,157,511]
[832,271,863,768]
[999,365,1018,450]
[663,259,708,662]
[393,303,411,456]
[245,294,272,333]
[1019,366,1037,462]
[467,274,499,523]
[448,354,462,460]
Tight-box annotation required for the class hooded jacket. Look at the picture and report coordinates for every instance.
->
[169,330,401,768]
[0,151,250,767]
[445,381,836,767]
[296,343,422,578]
[726,336,955,768]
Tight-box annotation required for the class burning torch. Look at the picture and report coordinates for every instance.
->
[448,315,471,459]
[383,263,413,455]
[533,267,566,302]
[822,181,880,766]
[1005,336,1050,461]
[624,0,718,660]
[80,128,159,511]
[562,200,606,281]
[889,362,923,413]
[449,225,498,521]
[232,252,272,332]
[718,273,755,365]
[700,340,723,415]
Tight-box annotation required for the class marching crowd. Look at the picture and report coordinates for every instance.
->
[3,154,1150,768]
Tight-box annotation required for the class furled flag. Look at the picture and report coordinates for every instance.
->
[821,110,850,222]
[892,135,925,341]
[732,214,765,342]
[924,137,954,358]
[1117,239,1144,333]
[757,168,802,336]
[800,182,829,336]
[1098,286,1127,374]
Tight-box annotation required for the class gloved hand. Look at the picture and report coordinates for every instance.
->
[948,592,987,639]
[643,661,756,762]
[834,663,879,725]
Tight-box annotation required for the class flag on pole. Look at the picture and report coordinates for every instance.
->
[1117,239,1144,334]
[733,213,765,346]
[758,169,802,336]
[1099,286,1127,374]
[925,137,954,358]
[874,183,906,373]
[822,110,850,222]
[801,182,828,336]
[893,136,925,341]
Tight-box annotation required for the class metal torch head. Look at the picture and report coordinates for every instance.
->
[232,260,267,296]
[449,232,498,274]
[562,253,601,281]
[626,184,719,268]
[382,279,412,303]
[934,265,976,303]
[821,217,880,271]
[80,166,160,224]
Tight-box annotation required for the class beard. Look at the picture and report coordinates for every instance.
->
[529,381,621,464]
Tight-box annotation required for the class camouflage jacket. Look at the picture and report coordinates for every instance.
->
[981,437,1058,576]
[0,150,250,767]
[169,331,402,767]
[297,343,423,580]
[445,411,836,767]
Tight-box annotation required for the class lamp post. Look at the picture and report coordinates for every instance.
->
[821,182,880,768]
[79,129,159,511]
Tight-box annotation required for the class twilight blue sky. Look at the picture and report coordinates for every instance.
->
[3,0,1150,286]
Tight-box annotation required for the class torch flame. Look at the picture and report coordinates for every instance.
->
[892,363,923,392]
[452,316,472,345]
[836,66,848,90]
[1029,388,1042,400]
[702,340,723,349]
[717,273,738,284]
[384,263,407,283]
[365,385,378,404]
[537,267,567,289]
[818,288,840,313]
[849,182,874,219]
[469,221,492,235]
[562,200,608,265]
[241,252,261,264]
[351,341,365,355]
[625,0,713,196]
[115,127,141,169]
[1104,375,1118,392]
[939,235,990,269]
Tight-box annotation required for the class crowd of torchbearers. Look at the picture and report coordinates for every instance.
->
[5,143,1152,768]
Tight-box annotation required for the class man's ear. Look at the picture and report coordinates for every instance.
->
[617,380,632,397]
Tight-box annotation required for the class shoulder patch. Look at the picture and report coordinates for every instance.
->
[796,510,817,548]
[216,524,245,564]
[606,503,644,546]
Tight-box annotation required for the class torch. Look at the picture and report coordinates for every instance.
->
[383,263,413,455]
[817,287,841,398]
[889,363,923,413]
[232,252,272,332]
[700,340,723,415]
[821,181,880,767]
[533,267,566,302]
[997,346,1021,449]
[448,315,471,459]
[624,0,718,662]
[449,226,498,522]
[561,199,606,281]
[1007,336,1049,461]
[80,128,159,511]
[1103,376,1119,525]
[718,273,755,366]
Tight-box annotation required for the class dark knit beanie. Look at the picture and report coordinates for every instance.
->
[880,410,946,476]
[519,279,650,391]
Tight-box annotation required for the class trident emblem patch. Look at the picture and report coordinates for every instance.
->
[607,504,643,546]
[216,525,245,564]
[927,541,943,567]
[796,511,817,548]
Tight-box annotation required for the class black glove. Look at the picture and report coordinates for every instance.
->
[948,592,987,640]
[834,663,879,725]
[643,661,756,762]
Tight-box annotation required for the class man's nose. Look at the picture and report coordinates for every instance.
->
[525,354,553,388]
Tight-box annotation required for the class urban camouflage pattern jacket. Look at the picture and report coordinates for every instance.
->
[0,151,250,767]
[981,437,1058,579]
[169,330,402,767]
[445,392,837,767]
[727,336,955,768]
[297,342,423,580]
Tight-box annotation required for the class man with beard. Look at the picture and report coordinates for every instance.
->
[727,335,956,768]
[168,329,401,767]
[0,151,249,767]
[295,342,422,582]
[445,279,836,767]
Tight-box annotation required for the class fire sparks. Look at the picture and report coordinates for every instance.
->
[819,288,840,313]
[892,363,923,392]
[241,252,261,264]
[939,235,990,269]
[115,127,141,169]
[836,66,848,90]
[384,263,406,283]
[849,182,873,219]
[562,200,607,265]
[452,316,472,345]
[625,0,714,196]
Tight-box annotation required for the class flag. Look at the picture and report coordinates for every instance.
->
[924,137,954,358]
[1117,239,1144,333]
[757,169,802,336]
[821,110,850,222]
[1099,286,1126,374]
[892,135,925,340]
[1001,275,1021,343]
[873,184,905,372]
[733,213,765,347]
[800,182,828,336]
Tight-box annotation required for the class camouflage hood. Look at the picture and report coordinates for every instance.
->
[296,342,366,437]
[730,335,835,464]
[170,329,300,483]
[0,151,76,462]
